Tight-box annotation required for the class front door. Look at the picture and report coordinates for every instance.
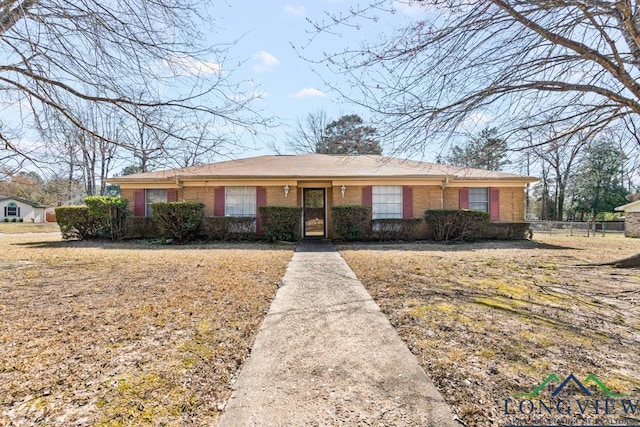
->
[303,188,326,238]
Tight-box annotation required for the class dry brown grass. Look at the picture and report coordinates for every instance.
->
[339,234,640,427]
[0,233,293,426]
[0,223,59,234]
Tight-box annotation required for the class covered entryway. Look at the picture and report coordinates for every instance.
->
[303,188,326,238]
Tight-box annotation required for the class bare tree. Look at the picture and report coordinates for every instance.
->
[0,0,265,169]
[309,1,640,153]
[286,110,329,154]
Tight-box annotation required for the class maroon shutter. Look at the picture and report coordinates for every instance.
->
[362,186,372,207]
[459,188,469,209]
[490,187,500,221]
[402,186,413,218]
[134,190,145,217]
[167,189,178,202]
[214,187,225,216]
[256,186,267,235]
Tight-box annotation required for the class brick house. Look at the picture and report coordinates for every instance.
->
[108,154,537,239]
[615,200,640,238]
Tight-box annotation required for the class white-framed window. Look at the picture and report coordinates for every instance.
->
[6,202,18,216]
[146,189,167,217]
[225,186,256,217]
[469,188,489,213]
[372,185,402,219]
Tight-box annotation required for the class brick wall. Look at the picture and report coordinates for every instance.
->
[625,212,640,237]
[266,186,298,207]
[498,187,526,222]
[443,187,459,210]
[120,189,135,214]
[183,187,214,216]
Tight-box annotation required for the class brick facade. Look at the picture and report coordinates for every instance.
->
[120,183,528,238]
[625,212,640,238]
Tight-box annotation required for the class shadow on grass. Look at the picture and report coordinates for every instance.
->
[334,239,578,252]
[10,239,295,251]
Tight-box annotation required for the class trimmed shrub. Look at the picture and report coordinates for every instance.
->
[371,218,424,241]
[3,218,8,222]
[425,209,490,242]
[55,206,98,240]
[11,218,16,222]
[259,206,302,242]
[124,217,160,239]
[331,205,370,241]
[201,216,257,241]
[151,202,204,243]
[485,222,532,240]
[18,218,24,223]
[84,196,128,240]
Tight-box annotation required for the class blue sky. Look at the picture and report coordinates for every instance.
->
[207,1,422,157]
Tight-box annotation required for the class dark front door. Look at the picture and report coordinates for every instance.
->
[303,188,325,238]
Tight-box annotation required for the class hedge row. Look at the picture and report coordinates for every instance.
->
[57,197,531,243]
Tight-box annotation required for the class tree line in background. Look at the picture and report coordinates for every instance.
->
[440,127,638,221]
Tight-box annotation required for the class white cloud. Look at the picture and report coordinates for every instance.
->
[289,87,327,98]
[252,51,280,73]
[161,54,222,76]
[284,5,305,16]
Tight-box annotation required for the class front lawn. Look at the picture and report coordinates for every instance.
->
[339,235,640,427]
[0,234,293,426]
[0,222,59,234]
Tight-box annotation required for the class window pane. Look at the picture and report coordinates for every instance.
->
[468,188,489,213]
[225,187,256,217]
[146,189,167,217]
[372,185,403,219]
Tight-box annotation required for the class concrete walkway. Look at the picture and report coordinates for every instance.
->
[217,242,456,426]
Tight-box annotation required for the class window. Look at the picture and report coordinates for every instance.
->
[225,187,256,217]
[145,189,167,217]
[372,186,402,219]
[6,202,18,217]
[469,188,489,213]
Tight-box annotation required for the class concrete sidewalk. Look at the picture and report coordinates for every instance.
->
[217,242,456,426]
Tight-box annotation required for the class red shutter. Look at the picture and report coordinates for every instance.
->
[459,188,469,209]
[134,190,145,217]
[362,186,372,207]
[214,187,225,217]
[256,186,267,235]
[167,189,178,202]
[490,187,500,221]
[402,186,413,218]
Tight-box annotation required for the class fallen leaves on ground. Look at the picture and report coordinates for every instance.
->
[0,234,292,426]
[339,234,640,427]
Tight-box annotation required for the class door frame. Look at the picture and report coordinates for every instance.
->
[302,188,327,239]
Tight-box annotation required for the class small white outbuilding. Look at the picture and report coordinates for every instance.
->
[0,196,49,223]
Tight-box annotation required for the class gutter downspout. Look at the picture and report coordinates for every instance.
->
[176,177,184,201]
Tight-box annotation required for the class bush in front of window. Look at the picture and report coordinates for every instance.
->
[425,209,490,242]
[85,196,128,240]
[371,218,424,241]
[201,216,257,241]
[258,206,303,242]
[124,217,160,239]
[3,218,8,222]
[151,202,204,243]
[331,205,371,241]
[55,206,99,239]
